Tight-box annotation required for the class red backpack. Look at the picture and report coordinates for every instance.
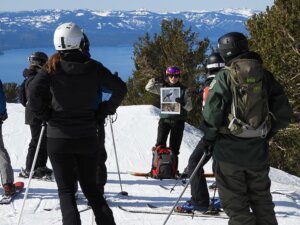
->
[151,146,177,179]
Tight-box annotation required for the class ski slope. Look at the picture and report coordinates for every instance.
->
[1,103,300,225]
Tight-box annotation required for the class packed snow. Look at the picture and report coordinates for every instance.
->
[1,103,300,225]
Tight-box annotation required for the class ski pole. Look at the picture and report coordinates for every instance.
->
[205,182,219,215]
[91,210,95,225]
[162,152,209,225]
[169,172,187,193]
[108,115,128,196]
[17,122,46,225]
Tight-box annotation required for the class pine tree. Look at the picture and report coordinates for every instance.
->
[247,0,300,119]
[124,18,209,127]
[2,82,18,103]
[246,0,300,176]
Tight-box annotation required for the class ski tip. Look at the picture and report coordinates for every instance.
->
[127,171,151,177]
[15,181,25,189]
[119,191,129,196]
[146,203,158,209]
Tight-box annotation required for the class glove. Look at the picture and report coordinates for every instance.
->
[154,77,165,84]
[175,97,186,106]
[98,101,116,121]
[35,108,52,122]
[0,112,8,122]
[203,138,214,155]
[265,131,277,142]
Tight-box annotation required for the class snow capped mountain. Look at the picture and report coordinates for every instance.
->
[0,9,257,50]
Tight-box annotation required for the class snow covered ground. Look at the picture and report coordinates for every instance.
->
[1,103,300,225]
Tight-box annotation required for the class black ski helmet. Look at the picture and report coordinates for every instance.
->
[206,52,225,74]
[28,52,48,67]
[217,32,249,61]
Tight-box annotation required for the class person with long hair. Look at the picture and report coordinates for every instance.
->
[28,22,127,225]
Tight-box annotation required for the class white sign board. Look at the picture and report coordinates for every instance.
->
[160,87,181,114]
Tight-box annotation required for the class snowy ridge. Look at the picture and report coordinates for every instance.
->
[0,8,256,50]
[1,103,299,225]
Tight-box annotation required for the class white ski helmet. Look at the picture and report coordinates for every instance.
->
[53,22,84,51]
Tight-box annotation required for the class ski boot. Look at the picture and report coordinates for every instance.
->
[34,167,54,181]
[204,198,221,215]
[19,168,30,178]
[175,200,208,213]
[2,183,16,196]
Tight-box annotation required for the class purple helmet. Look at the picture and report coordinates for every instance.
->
[166,66,181,75]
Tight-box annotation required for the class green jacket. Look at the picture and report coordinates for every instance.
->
[202,52,293,167]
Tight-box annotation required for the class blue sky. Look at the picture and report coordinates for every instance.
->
[0,0,274,12]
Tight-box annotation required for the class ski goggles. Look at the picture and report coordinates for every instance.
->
[168,74,180,78]
[166,66,181,76]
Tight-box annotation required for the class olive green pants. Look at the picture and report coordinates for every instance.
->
[215,161,278,225]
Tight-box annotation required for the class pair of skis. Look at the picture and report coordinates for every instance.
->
[118,203,228,219]
[127,171,215,178]
[0,181,25,204]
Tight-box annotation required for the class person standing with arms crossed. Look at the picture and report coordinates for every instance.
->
[28,22,127,225]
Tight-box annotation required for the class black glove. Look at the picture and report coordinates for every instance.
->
[203,138,214,155]
[175,97,186,106]
[98,101,116,121]
[154,77,165,84]
[0,112,8,122]
[265,131,277,142]
[35,107,52,122]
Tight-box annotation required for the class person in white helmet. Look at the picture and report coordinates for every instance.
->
[27,22,127,225]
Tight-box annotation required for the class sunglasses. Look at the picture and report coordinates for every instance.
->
[168,74,180,78]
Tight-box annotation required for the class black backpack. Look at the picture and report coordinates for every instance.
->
[150,145,177,179]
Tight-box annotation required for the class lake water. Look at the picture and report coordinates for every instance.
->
[0,46,134,84]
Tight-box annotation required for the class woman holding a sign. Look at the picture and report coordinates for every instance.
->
[145,66,192,175]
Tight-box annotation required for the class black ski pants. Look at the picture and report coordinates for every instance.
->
[187,138,211,207]
[156,118,185,156]
[47,137,115,225]
[96,121,107,194]
[26,124,48,171]
[215,161,277,225]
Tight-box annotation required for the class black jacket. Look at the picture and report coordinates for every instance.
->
[28,51,127,138]
[23,68,43,125]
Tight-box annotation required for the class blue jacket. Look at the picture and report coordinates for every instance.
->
[0,80,7,114]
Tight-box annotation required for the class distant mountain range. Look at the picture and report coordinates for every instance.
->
[0,9,257,50]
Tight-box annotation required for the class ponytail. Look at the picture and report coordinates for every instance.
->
[46,52,61,74]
